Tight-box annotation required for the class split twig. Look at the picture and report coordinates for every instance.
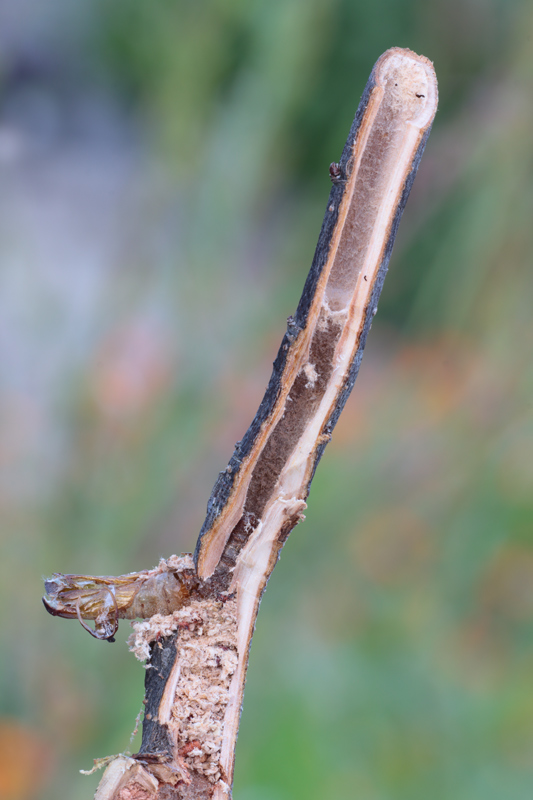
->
[43,48,438,799]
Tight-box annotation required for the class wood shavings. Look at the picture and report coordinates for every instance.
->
[129,599,238,786]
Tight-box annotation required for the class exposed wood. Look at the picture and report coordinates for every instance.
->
[43,48,438,799]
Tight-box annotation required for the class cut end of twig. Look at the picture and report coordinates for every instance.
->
[374,47,437,122]
[92,756,158,800]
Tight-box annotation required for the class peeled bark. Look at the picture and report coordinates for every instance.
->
[43,48,438,799]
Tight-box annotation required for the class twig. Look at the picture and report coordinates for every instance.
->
[43,48,437,799]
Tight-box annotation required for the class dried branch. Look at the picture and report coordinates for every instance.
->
[43,48,437,800]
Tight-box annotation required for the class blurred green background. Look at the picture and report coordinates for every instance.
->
[1,0,533,798]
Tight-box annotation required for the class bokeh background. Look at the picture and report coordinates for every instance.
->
[1,1,533,798]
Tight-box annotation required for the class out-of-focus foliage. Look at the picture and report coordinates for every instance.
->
[1,1,532,798]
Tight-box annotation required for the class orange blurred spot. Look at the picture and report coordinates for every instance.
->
[0,719,53,800]
[392,333,475,422]
[352,507,433,586]
[91,321,172,421]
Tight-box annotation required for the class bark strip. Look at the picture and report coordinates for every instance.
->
[45,48,437,800]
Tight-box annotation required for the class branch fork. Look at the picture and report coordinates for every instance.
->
[43,48,437,800]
